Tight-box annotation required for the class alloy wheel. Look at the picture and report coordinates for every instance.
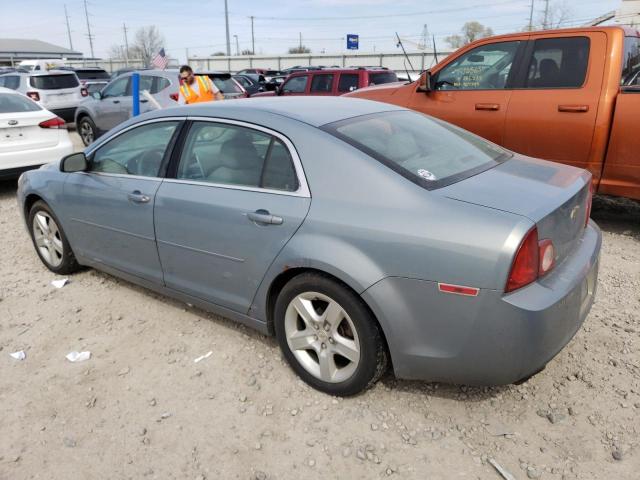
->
[32,211,64,267]
[284,291,361,383]
[80,120,94,145]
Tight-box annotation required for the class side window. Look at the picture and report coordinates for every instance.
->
[138,75,154,92]
[236,77,251,88]
[338,74,359,93]
[152,76,171,93]
[435,41,520,90]
[102,77,129,98]
[177,122,298,191]
[525,37,590,88]
[0,76,20,90]
[310,74,334,93]
[90,121,178,177]
[621,36,640,86]
[282,75,308,93]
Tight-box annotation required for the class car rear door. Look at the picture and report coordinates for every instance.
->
[120,74,155,118]
[154,118,310,314]
[408,39,526,145]
[62,119,182,283]
[309,73,335,96]
[503,32,606,176]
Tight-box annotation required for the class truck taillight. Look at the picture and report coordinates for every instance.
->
[506,227,557,292]
[39,117,67,129]
[27,91,40,101]
[169,93,179,101]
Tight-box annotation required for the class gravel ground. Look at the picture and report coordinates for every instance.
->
[1,136,638,479]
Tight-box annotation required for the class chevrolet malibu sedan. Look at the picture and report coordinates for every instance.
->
[17,97,601,396]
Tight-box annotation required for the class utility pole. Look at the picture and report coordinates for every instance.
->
[528,0,535,31]
[299,32,302,50]
[186,48,189,63]
[83,0,95,59]
[224,0,231,56]
[234,35,239,56]
[123,23,130,66]
[64,4,73,50]
[543,0,550,29]
[250,16,255,55]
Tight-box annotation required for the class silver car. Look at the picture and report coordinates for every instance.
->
[0,70,84,122]
[17,97,601,396]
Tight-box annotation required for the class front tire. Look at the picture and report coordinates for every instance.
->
[78,116,97,146]
[274,273,388,396]
[28,200,80,275]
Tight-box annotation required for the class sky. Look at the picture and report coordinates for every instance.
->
[0,0,625,62]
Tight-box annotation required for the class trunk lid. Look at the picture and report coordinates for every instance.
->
[436,154,591,265]
[0,110,61,153]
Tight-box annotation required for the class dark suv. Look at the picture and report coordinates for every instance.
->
[252,67,398,97]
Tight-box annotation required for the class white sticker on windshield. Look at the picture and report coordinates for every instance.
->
[417,169,437,181]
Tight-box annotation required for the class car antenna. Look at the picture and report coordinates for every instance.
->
[395,32,415,82]
[432,34,438,64]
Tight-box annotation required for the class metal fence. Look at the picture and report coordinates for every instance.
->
[187,51,451,76]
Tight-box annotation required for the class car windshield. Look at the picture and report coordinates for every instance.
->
[323,110,510,189]
[0,93,42,113]
[30,74,79,89]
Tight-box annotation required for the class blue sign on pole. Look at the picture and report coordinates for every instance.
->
[131,72,140,117]
[346,34,359,50]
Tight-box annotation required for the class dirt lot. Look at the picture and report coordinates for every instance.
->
[1,137,639,479]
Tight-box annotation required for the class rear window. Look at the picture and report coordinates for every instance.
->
[74,69,110,80]
[368,71,398,86]
[30,74,79,90]
[208,76,243,94]
[0,93,41,113]
[322,111,509,190]
[621,36,640,86]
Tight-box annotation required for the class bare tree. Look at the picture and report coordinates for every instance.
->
[241,49,254,56]
[445,22,494,49]
[108,44,126,59]
[130,26,165,66]
[537,0,572,29]
[211,51,226,56]
[288,45,311,54]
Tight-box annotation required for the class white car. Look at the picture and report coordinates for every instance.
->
[0,70,85,123]
[0,88,73,178]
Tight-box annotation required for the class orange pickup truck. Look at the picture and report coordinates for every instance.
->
[348,27,640,200]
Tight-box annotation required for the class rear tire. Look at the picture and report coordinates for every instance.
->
[78,116,97,146]
[28,200,80,275]
[274,273,388,396]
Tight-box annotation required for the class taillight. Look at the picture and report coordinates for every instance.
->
[39,117,67,129]
[169,92,179,101]
[506,227,557,292]
[81,87,88,97]
[27,91,40,101]
[585,182,594,228]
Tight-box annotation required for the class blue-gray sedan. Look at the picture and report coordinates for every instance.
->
[17,97,601,396]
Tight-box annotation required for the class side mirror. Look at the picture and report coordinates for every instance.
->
[92,91,102,100]
[60,152,88,173]
[417,71,433,93]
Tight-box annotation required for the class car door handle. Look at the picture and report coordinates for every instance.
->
[558,104,589,113]
[247,209,283,225]
[128,191,150,204]
[140,99,148,103]
[112,100,120,104]
[475,103,500,111]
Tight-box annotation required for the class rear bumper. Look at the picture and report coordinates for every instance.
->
[362,221,602,385]
[50,107,77,122]
[0,137,72,174]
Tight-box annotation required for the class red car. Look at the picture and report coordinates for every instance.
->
[252,67,398,97]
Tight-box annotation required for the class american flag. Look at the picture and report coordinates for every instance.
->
[151,48,169,70]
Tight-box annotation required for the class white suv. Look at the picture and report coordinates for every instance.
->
[0,70,85,123]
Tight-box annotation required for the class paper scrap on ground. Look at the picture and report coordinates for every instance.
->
[66,351,91,362]
[194,351,213,363]
[488,458,517,480]
[51,278,69,289]
[10,350,26,360]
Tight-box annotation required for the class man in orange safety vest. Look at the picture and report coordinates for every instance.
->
[178,65,224,104]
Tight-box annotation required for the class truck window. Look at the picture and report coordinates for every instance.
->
[434,41,520,90]
[338,73,359,92]
[310,74,334,93]
[621,36,640,86]
[282,75,308,93]
[525,37,589,88]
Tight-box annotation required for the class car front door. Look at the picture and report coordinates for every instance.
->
[154,119,311,314]
[503,33,606,177]
[409,39,525,145]
[94,76,129,131]
[62,119,182,283]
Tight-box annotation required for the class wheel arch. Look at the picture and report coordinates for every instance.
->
[24,193,44,219]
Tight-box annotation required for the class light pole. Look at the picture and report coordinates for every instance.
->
[234,35,239,56]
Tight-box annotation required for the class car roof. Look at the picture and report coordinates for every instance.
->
[29,69,77,76]
[144,96,405,127]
